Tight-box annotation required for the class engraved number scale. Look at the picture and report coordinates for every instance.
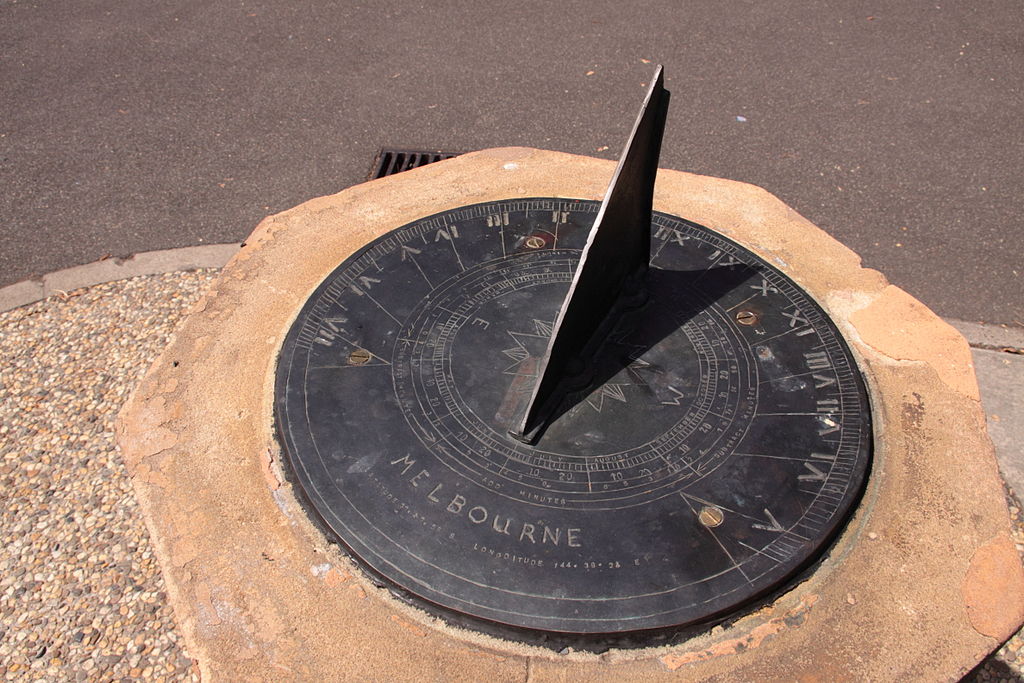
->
[274,67,872,644]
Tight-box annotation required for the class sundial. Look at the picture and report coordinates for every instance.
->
[117,62,1021,678]
[274,67,871,643]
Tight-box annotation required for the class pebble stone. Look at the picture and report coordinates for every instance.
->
[0,268,1021,682]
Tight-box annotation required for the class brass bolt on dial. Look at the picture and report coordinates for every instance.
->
[698,505,725,527]
[736,310,759,326]
[348,348,372,365]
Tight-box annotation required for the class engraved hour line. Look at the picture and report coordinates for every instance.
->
[434,223,465,272]
[360,289,402,326]
[650,233,670,263]
[309,337,393,368]
[679,492,809,540]
[754,411,840,417]
[736,452,836,462]
[753,324,819,346]
[400,245,433,287]
[551,209,566,249]
[311,361,391,370]
[679,495,752,582]
[725,292,760,312]
[757,367,848,386]
[682,256,719,287]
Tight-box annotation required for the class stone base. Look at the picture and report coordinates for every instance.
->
[117,148,1024,680]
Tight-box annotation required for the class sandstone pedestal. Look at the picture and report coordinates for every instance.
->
[117,148,1024,681]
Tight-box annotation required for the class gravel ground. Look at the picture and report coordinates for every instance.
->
[0,271,215,681]
[0,269,1020,682]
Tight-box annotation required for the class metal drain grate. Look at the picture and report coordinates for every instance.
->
[369,149,460,179]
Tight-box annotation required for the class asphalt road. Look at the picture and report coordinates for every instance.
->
[3,0,1021,325]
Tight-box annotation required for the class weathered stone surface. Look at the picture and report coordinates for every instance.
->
[850,284,980,401]
[963,533,1024,640]
[117,147,1022,681]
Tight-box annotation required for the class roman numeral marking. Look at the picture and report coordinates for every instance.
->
[752,509,785,533]
[313,317,350,346]
[818,419,841,436]
[400,244,432,285]
[655,225,687,245]
[813,374,836,389]
[798,462,828,482]
[707,249,742,267]
[783,308,809,328]
[350,276,381,295]
[486,212,509,227]
[816,398,840,413]
[751,278,778,296]
[435,226,459,241]
[436,225,465,270]
[804,351,831,371]
[324,317,347,331]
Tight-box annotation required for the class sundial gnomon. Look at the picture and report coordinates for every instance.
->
[274,67,871,646]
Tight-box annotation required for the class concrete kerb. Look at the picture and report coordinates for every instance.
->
[947,320,1024,354]
[0,243,241,312]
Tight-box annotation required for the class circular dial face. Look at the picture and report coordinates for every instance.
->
[275,198,871,636]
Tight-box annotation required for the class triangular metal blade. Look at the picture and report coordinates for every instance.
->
[510,65,670,442]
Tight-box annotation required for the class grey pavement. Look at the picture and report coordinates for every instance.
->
[2,0,1022,327]
[968,346,1024,498]
[0,244,239,310]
